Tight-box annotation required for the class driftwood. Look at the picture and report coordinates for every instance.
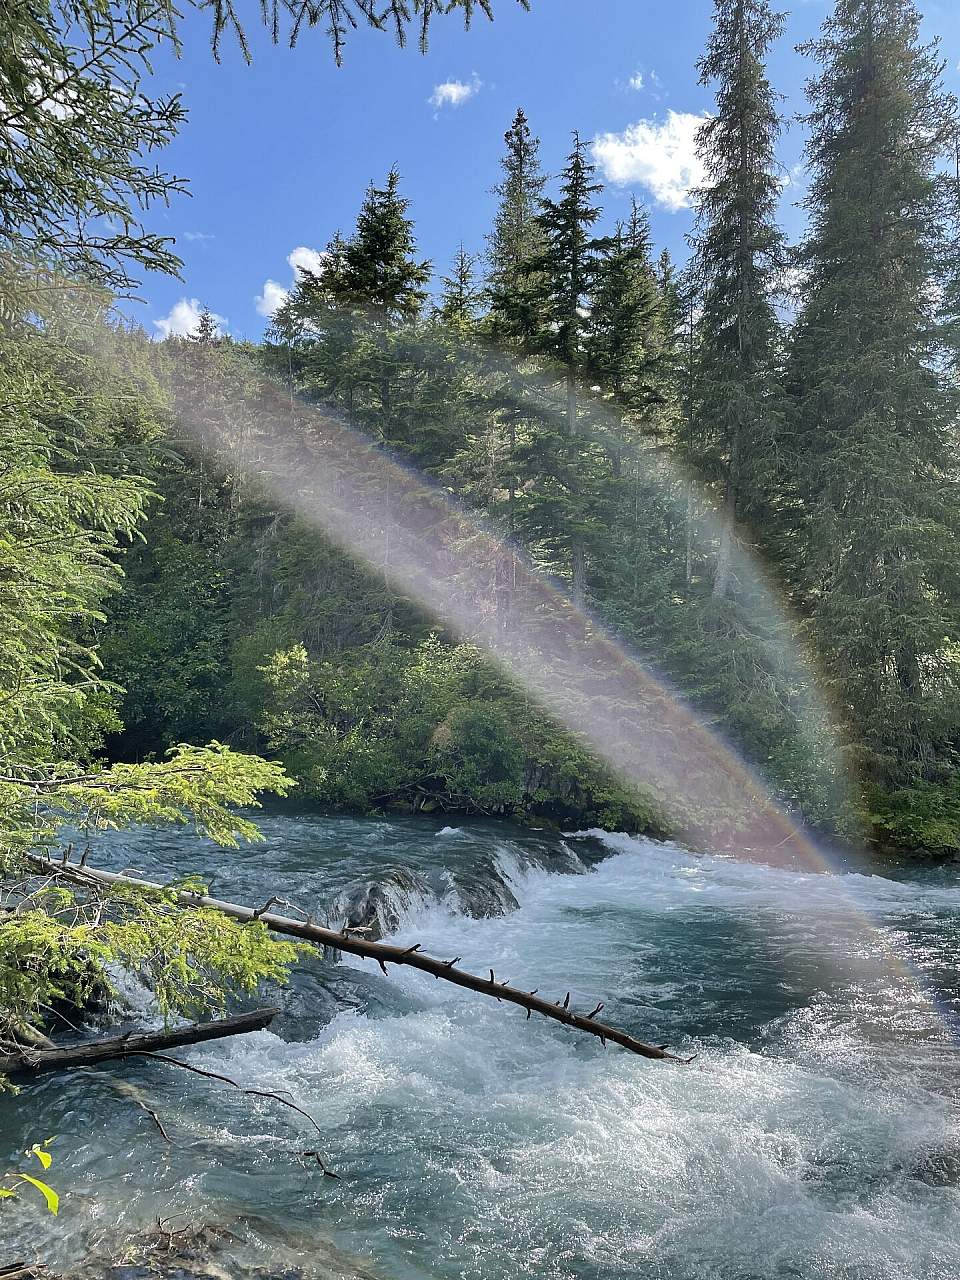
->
[1,1004,339,1176]
[29,855,693,1063]
[0,1009,277,1076]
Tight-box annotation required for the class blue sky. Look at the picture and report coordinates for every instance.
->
[141,0,960,340]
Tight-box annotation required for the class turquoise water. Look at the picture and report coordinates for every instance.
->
[3,811,960,1277]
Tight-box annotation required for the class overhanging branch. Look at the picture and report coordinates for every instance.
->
[28,854,693,1063]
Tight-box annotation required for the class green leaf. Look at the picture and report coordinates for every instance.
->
[28,1141,53,1170]
[17,1173,59,1215]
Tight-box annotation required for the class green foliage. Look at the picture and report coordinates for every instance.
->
[0,883,301,1032]
[686,0,787,597]
[0,303,161,763]
[434,703,523,811]
[96,65,959,853]
[0,294,299,1050]
[201,0,530,65]
[486,107,549,347]
[0,1,186,311]
[0,0,527,315]
[4,0,955,896]
[868,778,960,856]
[586,200,667,431]
[1,1139,59,1215]
[255,636,658,827]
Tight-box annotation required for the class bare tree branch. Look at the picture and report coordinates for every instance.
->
[28,854,695,1063]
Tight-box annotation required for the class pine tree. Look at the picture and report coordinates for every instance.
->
[688,0,787,601]
[436,245,483,338]
[586,198,666,440]
[190,309,221,345]
[267,173,433,635]
[0,1,187,313]
[482,109,550,610]
[789,0,960,785]
[338,168,432,325]
[582,203,678,633]
[486,108,549,346]
[523,134,604,602]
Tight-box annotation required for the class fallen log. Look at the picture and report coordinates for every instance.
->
[29,855,693,1063]
[0,1008,277,1076]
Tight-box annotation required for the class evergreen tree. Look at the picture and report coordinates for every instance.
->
[688,0,787,600]
[338,168,432,324]
[486,108,549,345]
[267,171,435,634]
[789,0,960,786]
[586,198,666,440]
[189,308,222,346]
[483,109,549,604]
[524,134,604,602]
[436,245,483,337]
[0,0,186,312]
[532,133,604,414]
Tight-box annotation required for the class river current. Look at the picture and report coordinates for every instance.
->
[3,810,960,1278]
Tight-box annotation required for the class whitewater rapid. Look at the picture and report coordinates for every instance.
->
[3,813,960,1278]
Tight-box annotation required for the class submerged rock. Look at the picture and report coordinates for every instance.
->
[69,1219,380,1280]
[451,857,520,918]
[325,868,427,941]
[907,1144,960,1187]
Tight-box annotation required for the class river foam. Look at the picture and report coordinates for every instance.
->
[4,815,960,1278]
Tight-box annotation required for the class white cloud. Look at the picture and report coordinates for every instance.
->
[182,230,215,242]
[287,245,326,277]
[591,110,709,212]
[153,297,226,340]
[429,75,481,111]
[784,161,808,194]
[628,71,644,91]
[254,245,326,318]
[255,279,289,317]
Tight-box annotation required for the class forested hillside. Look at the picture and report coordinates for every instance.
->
[2,0,959,969]
[95,2,960,854]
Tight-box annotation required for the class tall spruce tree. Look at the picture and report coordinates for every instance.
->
[486,108,549,345]
[269,171,432,634]
[524,134,604,602]
[688,0,787,601]
[483,109,549,601]
[338,168,432,324]
[789,0,960,787]
[271,170,431,424]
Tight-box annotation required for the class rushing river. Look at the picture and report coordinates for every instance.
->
[3,810,960,1278]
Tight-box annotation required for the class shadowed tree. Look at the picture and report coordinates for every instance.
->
[788,0,960,787]
[687,0,788,602]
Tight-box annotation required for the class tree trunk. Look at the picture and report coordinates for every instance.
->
[28,856,689,1064]
[0,1009,278,1077]
[712,482,737,601]
[567,369,585,604]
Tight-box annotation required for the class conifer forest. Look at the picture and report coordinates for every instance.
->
[3,3,960,1277]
